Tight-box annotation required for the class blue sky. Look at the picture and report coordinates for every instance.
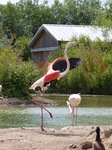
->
[0,0,109,5]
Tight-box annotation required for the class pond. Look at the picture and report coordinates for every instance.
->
[0,95,112,130]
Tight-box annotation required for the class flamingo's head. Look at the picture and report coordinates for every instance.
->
[72,42,78,46]
[67,42,78,48]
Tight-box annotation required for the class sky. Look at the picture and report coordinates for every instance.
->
[0,0,110,5]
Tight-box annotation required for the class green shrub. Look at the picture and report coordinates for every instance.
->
[102,67,112,95]
[0,50,38,99]
[15,36,31,61]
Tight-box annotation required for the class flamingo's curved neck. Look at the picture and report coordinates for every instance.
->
[60,42,74,78]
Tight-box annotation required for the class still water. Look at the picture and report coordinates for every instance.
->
[0,95,112,129]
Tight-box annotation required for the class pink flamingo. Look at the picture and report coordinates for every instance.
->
[29,42,81,131]
[67,93,81,126]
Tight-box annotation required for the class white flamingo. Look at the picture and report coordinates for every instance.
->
[67,93,81,126]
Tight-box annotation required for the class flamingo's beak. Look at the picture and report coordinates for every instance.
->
[72,42,79,47]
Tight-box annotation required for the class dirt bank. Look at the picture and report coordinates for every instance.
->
[0,96,58,106]
[0,126,112,150]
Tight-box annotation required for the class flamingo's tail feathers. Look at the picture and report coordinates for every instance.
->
[66,101,72,113]
[29,76,44,91]
[29,85,36,90]
[29,81,39,90]
[66,101,70,106]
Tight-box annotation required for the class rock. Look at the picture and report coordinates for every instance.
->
[109,128,112,134]
[105,140,112,149]
[80,141,92,149]
[61,126,71,131]
[104,129,111,138]
[69,143,77,149]
[0,140,4,142]
[49,128,55,132]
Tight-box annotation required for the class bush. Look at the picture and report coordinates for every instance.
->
[0,50,38,99]
[15,36,31,61]
[102,67,112,94]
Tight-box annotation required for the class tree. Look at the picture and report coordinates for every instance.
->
[51,0,66,24]
[15,36,31,61]
[94,1,112,29]
[0,0,103,38]
[1,2,18,38]
[63,0,101,25]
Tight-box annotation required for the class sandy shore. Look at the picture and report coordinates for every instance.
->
[0,126,112,150]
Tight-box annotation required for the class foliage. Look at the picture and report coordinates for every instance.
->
[0,50,38,99]
[15,36,31,61]
[94,1,112,29]
[0,2,18,38]
[0,0,102,38]
[102,66,112,94]
[47,37,112,95]
[0,26,14,51]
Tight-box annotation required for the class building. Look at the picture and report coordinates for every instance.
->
[29,24,112,63]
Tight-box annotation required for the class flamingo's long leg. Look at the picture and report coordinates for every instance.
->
[75,107,78,126]
[32,91,41,101]
[33,100,53,118]
[32,92,53,118]
[41,90,45,131]
[41,90,53,131]
[32,90,53,131]
[72,106,75,126]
